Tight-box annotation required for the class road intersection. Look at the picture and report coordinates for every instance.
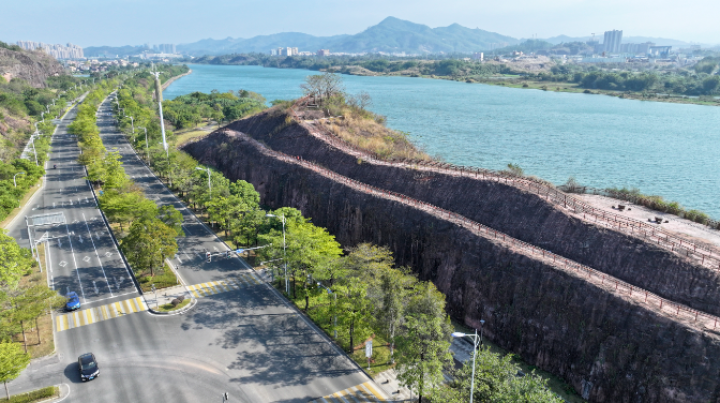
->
[6,94,386,402]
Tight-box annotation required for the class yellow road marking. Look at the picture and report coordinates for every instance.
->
[359,382,385,401]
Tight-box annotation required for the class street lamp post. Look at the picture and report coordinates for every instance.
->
[129,115,135,137]
[195,166,212,199]
[317,282,337,339]
[29,136,38,166]
[265,213,288,295]
[13,171,25,188]
[451,319,485,403]
[141,127,150,162]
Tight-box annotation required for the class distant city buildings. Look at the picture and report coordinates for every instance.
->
[603,30,623,53]
[64,59,138,73]
[619,42,655,55]
[317,49,330,56]
[16,41,84,59]
[472,52,484,61]
[153,44,176,54]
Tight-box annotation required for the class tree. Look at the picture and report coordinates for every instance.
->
[121,218,178,276]
[0,342,30,400]
[335,277,372,353]
[99,191,158,231]
[396,282,453,403]
[0,232,34,289]
[435,347,563,403]
[158,205,184,237]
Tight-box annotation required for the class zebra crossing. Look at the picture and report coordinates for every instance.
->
[186,272,262,298]
[56,296,148,332]
[308,381,388,402]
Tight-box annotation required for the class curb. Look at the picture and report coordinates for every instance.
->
[146,297,198,316]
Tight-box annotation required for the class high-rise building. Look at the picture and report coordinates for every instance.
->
[603,30,623,54]
[16,41,84,59]
[317,49,330,56]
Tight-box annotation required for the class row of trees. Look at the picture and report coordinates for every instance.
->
[0,232,64,399]
[162,90,266,129]
[70,78,183,283]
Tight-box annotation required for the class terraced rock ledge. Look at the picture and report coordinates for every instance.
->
[182,107,720,403]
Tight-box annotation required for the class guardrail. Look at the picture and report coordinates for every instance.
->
[285,100,720,273]
[225,128,720,331]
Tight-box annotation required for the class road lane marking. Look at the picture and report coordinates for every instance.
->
[55,296,149,332]
[82,213,113,297]
[308,381,387,403]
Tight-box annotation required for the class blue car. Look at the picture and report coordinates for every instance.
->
[66,292,80,311]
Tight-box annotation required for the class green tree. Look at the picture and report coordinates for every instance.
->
[121,218,178,276]
[0,342,30,400]
[99,191,158,231]
[0,231,34,289]
[335,277,373,353]
[158,205,184,237]
[396,282,453,403]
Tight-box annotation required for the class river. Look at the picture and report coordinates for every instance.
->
[165,64,720,217]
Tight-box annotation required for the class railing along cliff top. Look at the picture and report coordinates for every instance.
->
[222,128,720,333]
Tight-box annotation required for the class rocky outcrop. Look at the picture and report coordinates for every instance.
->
[0,47,64,88]
[183,129,720,403]
[223,111,720,318]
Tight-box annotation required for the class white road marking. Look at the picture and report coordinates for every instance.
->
[64,223,86,301]
[82,213,113,297]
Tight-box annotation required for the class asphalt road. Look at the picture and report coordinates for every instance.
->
[8,94,376,403]
[6,101,138,309]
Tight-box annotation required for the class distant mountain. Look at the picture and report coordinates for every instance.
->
[175,17,519,56]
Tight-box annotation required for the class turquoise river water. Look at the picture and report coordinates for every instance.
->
[165,64,720,217]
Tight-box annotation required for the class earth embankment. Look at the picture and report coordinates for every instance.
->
[183,128,720,403]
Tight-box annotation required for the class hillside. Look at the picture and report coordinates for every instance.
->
[0,42,64,88]
[174,17,518,56]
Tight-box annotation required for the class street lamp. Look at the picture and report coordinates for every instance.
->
[265,213,288,295]
[451,319,485,403]
[13,171,25,188]
[317,282,337,339]
[195,166,212,199]
[140,127,150,161]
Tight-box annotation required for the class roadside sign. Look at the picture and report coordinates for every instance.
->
[236,249,244,254]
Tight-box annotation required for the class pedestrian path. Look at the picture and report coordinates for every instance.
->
[55,296,148,332]
[186,272,262,298]
[308,381,388,402]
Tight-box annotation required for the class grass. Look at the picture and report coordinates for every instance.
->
[156,298,191,312]
[452,321,585,403]
[12,243,55,359]
[0,386,59,403]
[0,179,43,229]
[137,264,179,292]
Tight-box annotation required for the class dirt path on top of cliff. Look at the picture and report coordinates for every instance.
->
[578,194,720,249]
[295,118,720,272]
[224,128,720,335]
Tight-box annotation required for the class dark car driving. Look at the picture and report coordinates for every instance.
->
[78,353,99,381]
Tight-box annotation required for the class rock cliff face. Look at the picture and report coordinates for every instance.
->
[0,47,64,88]
[223,111,720,318]
[183,129,720,403]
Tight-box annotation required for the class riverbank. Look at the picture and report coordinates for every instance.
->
[161,69,192,90]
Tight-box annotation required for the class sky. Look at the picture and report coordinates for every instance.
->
[2,0,718,47]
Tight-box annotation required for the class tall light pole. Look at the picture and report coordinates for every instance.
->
[151,71,169,158]
[451,319,485,403]
[29,136,38,165]
[195,166,212,199]
[265,213,288,295]
[13,171,25,188]
[129,115,135,137]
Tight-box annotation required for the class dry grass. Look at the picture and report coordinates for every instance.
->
[12,243,56,359]
[318,107,431,162]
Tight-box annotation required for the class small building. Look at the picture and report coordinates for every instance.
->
[472,52,483,61]
[317,49,330,56]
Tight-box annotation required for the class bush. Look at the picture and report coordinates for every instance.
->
[4,386,57,403]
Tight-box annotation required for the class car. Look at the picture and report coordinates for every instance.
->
[65,292,80,311]
[78,353,99,381]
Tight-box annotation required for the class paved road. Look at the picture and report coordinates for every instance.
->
[8,94,379,403]
[6,102,138,309]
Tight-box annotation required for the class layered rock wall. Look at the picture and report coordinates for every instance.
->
[183,130,720,403]
[225,113,720,318]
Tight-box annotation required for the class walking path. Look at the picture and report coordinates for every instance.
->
[223,128,720,334]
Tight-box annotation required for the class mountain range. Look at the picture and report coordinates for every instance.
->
[83,17,704,58]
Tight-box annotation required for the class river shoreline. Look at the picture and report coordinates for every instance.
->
[162,69,192,90]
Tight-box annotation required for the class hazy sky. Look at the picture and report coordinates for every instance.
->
[3,0,718,47]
